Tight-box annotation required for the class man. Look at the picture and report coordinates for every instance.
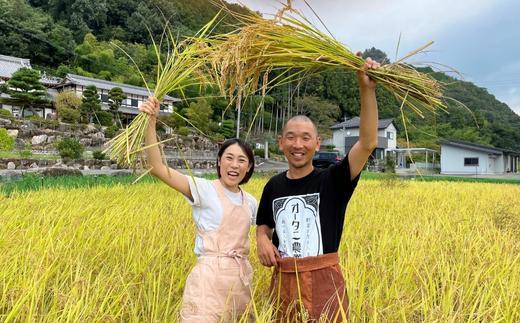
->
[256,56,380,322]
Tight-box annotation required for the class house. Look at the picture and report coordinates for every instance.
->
[53,74,180,122]
[0,54,32,82]
[440,139,520,175]
[330,117,397,159]
[1,54,180,120]
[0,54,33,115]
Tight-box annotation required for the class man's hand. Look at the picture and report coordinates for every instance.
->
[356,53,380,91]
[256,226,280,267]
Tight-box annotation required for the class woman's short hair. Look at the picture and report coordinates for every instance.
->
[216,138,255,185]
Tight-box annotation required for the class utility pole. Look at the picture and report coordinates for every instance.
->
[236,97,241,138]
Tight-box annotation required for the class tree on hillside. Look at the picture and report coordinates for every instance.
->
[80,85,101,123]
[0,0,75,66]
[362,47,390,64]
[108,87,126,126]
[295,96,341,138]
[6,68,48,117]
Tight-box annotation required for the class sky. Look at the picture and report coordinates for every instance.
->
[227,0,520,116]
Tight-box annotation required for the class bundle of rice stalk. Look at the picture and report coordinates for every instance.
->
[204,3,447,118]
[103,19,216,169]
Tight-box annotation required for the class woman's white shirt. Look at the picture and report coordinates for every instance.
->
[183,176,257,256]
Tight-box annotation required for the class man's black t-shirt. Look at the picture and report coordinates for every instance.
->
[256,155,360,257]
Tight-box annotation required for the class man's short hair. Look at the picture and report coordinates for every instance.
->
[282,115,318,136]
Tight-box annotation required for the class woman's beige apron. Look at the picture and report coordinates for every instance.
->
[180,180,253,322]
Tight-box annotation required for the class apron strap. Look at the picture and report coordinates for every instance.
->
[202,250,250,286]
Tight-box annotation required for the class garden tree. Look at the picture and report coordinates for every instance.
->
[56,138,84,159]
[159,108,187,131]
[186,98,214,135]
[108,87,126,126]
[56,91,81,110]
[96,110,114,127]
[80,85,101,123]
[6,68,48,117]
[220,119,235,138]
[295,96,341,138]
[55,91,81,123]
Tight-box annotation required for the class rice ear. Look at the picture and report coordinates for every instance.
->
[201,7,449,118]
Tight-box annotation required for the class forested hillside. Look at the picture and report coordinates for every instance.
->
[1,0,519,150]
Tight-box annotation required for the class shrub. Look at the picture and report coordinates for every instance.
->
[385,153,396,173]
[92,150,106,160]
[0,109,12,117]
[0,128,15,151]
[95,111,113,127]
[104,125,120,139]
[58,107,81,124]
[254,148,265,157]
[56,138,84,160]
[177,126,190,136]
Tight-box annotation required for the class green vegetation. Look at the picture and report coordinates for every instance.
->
[55,91,82,123]
[0,174,157,196]
[56,138,84,159]
[4,68,48,117]
[0,151,59,160]
[0,0,519,151]
[0,128,15,151]
[2,171,518,197]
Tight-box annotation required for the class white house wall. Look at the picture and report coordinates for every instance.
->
[332,128,360,154]
[333,124,397,155]
[441,144,503,175]
[379,124,397,150]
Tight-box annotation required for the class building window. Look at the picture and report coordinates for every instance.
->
[131,99,138,107]
[386,131,394,139]
[100,94,109,102]
[464,157,479,166]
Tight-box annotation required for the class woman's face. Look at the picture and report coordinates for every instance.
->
[218,143,251,190]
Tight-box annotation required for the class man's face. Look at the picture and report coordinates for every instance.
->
[278,120,320,169]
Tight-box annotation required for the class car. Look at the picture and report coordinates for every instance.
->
[312,151,343,168]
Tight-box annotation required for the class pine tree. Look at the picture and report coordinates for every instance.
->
[6,68,48,117]
[108,87,126,126]
[80,85,101,123]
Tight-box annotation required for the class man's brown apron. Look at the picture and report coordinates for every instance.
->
[270,253,349,322]
[180,180,253,322]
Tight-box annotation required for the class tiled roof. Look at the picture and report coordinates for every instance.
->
[331,117,394,130]
[440,139,519,155]
[58,74,180,102]
[0,54,31,79]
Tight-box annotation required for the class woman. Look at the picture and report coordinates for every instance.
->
[139,97,257,322]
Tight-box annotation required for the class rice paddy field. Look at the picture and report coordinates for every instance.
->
[0,176,519,322]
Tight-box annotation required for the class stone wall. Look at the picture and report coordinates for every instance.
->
[1,117,220,170]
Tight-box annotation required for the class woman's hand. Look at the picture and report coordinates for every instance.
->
[138,96,161,120]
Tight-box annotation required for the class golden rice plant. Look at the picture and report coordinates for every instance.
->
[203,2,447,119]
[103,18,216,168]
[1,178,519,321]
